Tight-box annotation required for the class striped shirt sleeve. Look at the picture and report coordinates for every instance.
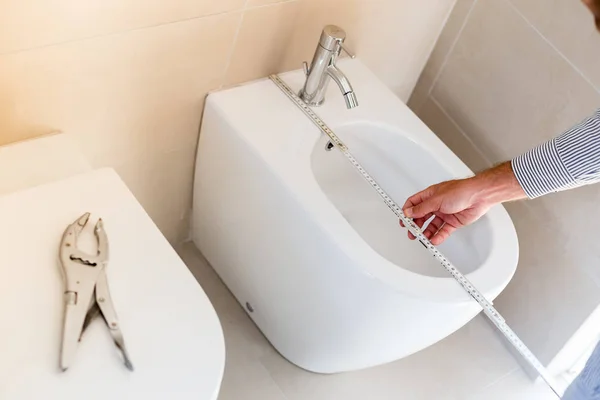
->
[562,341,600,399]
[511,109,600,198]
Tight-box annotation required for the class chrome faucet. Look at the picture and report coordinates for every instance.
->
[299,25,358,109]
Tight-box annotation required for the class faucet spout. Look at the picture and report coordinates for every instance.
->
[327,65,358,109]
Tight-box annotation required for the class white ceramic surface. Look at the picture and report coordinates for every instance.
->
[0,169,224,399]
[311,121,493,278]
[192,58,518,373]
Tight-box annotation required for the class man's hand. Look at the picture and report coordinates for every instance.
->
[402,179,492,245]
[583,0,600,30]
[401,162,526,245]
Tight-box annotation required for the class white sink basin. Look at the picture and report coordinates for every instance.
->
[311,121,493,277]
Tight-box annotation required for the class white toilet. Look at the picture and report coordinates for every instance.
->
[0,135,225,399]
[192,59,519,373]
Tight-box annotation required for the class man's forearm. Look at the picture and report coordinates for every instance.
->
[470,162,527,205]
[467,109,600,204]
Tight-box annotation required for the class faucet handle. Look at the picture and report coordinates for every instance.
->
[320,25,347,51]
[340,43,356,59]
[302,61,310,76]
[320,25,356,59]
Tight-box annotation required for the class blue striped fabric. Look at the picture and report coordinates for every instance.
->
[562,341,600,399]
[512,109,600,198]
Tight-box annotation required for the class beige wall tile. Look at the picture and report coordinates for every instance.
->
[0,13,240,241]
[408,0,474,113]
[417,97,490,173]
[0,12,241,163]
[497,200,600,364]
[0,0,245,54]
[532,182,600,288]
[282,0,456,101]
[246,0,291,7]
[115,146,197,244]
[508,0,600,90]
[0,0,453,246]
[431,0,600,164]
[279,0,362,74]
[224,1,300,86]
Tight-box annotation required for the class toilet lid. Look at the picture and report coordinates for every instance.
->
[0,168,224,400]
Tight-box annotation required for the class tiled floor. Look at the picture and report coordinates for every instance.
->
[178,242,559,400]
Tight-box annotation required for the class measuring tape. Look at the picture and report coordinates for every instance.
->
[269,74,561,397]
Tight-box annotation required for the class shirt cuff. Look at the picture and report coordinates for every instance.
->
[511,139,578,199]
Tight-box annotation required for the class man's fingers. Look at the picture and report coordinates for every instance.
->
[402,212,459,245]
[430,223,457,245]
[402,213,435,241]
[406,198,441,219]
[402,187,436,219]
[402,180,471,246]
[402,193,420,211]
[414,214,432,229]
[402,186,438,240]
[400,213,444,240]
[423,216,444,239]
[403,187,440,219]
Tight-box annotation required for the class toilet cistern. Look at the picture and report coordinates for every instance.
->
[299,25,358,109]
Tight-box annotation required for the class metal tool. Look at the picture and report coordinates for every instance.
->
[269,73,561,398]
[59,212,133,372]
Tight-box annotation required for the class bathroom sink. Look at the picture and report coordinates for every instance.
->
[312,121,493,278]
[193,58,518,373]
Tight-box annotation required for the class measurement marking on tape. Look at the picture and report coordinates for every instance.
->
[269,74,561,397]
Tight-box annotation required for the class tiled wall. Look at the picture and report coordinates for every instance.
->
[409,0,600,367]
[0,0,454,244]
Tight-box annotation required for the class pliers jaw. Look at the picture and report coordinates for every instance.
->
[59,212,89,270]
[60,213,108,271]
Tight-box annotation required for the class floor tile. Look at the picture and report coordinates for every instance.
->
[178,243,287,400]
[260,315,519,400]
[219,352,289,400]
[466,369,559,400]
[178,242,549,400]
